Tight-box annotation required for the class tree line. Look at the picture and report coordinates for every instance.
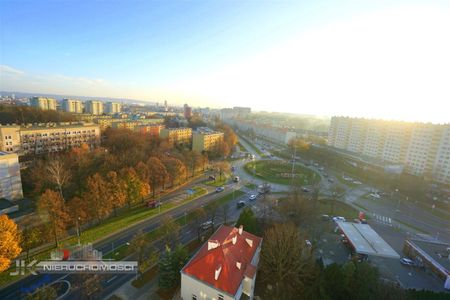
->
[0,104,77,125]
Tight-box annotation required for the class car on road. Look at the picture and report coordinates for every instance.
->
[370,193,381,199]
[302,187,311,193]
[321,214,330,220]
[147,200,162,209]
[231,166,236,172]
[200,220,214,230]
[215,187,225,193]
[400,257,415,266]
[209,175,216,181]
[234,176,240,182]
[237,201,246,208]
[333,216,346,222]
[353,180,362,185]
[249,194,257,201]
[305,240,312,247]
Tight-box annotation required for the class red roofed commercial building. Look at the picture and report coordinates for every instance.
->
[181,225,262,300]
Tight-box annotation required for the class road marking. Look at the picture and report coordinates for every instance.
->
[106,276,118,284]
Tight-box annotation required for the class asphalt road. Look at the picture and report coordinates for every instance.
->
[0,174,248,300]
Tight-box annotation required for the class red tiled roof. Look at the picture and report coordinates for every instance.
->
[182,225,262,296]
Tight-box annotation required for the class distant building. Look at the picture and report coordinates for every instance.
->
[105,102,122,114]
[181,225,262,300]
[0,152,23,201]
[62,99,83,113]
[233,107,251,115]
[184,104,192,119]
[160,127,192,147]
[192,127,224,152]
[0,123,100,156]
[328,117,450,185]
[137,124,165,137]
[85,100,104,115]
[229,118,296,145]
[30,97,57,110]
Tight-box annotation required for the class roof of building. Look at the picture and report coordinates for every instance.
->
[182,225,262,296]
[407,239,450,275]
[336,221,400,259]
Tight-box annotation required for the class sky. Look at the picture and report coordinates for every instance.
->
[1,0,449,123]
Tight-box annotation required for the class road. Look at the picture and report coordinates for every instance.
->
[0,174,249,300]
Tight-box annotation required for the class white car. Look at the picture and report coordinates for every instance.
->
[353,180,362,185]
[332,216,346,222]
[249,194,257,201]
[200,220,214,230]
[400,257,415,266]
[370,193,381,199]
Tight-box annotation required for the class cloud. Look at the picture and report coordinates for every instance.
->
[0,65,24,75]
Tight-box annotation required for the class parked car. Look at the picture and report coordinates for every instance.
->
[237,201,246,208]
[234,176,240,183]
[147,200,162,209]
[321,214,330,221]
[302,187,311,193]
[370,193,381,199]
[249,194,257,201]
[353,180,362,185]
[209,175,216,181]
[305,240,312,247]
[200,220,214,230]
[215,187,225,193]
[400,258,415,266]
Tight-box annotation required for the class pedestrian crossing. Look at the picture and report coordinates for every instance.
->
[372,213,392,226]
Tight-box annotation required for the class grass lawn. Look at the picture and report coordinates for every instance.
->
[244,160,320,186]
[205,175,229,187]
[103,243,130,260]
[239,135,264,156]
[317,199,359,219]
[245,183,257,189]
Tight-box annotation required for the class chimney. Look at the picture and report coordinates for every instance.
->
[232,235,237,245]
[208,240,220,251]
[214,264,222,280]
[245,238,253,248]
[238,225,243,235]
[236,261,241,270]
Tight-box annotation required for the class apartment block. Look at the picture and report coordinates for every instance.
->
[192,127,224,152]
[0,123,101,156]
[85,100,104,115]
[0,152,23,201]
[229,118,296,145]
[30,97,57,110]
[137,124,165,137]
[105,102,122,114]
[181,225,262,300]
[160,127,192,146]
[328,117,450,185]
[62,99,83,113]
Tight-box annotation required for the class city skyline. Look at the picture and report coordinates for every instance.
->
[1,0,450,123]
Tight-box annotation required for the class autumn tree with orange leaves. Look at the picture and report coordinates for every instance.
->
[37,189,70,247]
[83,173,113,223]
[0,215,22,272]
[147,157,168,197]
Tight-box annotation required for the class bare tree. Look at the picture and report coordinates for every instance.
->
[46,158,70,200]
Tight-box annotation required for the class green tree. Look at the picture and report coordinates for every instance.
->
[235,207,258,235]
[159,245,176,289]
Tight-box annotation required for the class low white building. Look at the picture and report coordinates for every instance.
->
[181,225,262,300]
[0,152,23,201]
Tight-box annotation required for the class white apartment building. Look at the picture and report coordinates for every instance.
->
[0,123,101,156]
[85,100,104,115]
[30,97,57,110]
[0,152,23,201]
[229,118,296,145]
[62,99,83,113]
[105,102,122,114]
[181,225,262,300]
[328,117,450,185]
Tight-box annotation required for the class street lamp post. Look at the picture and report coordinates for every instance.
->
[76,217,81,245]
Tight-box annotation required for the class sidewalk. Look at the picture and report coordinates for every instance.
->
[106,276,161,300]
